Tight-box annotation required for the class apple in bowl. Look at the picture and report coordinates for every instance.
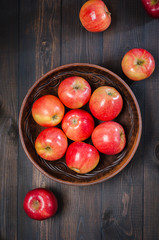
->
[35,127,68,161]
[121,48,155,81]
[92,121,126,155]
[89,86,123,121]
[62,109,95,141]
[66,142,100,174]
[79,0,111,32]
[58,76,91,109]
[32,95,65,127]
[23,188,58,220]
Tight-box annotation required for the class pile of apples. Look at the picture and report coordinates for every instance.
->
[32,76,126,175]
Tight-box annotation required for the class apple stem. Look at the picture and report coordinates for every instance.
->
[32,200,40,210]
[151,0,159,5]
[107,92,113,96]
[52,115,58,120]
[137,59,145,65]
[106,11,111,16]
[74,85,80,90]
[104,6,111,16]
[72,119,78,124]
[45,146,51,151]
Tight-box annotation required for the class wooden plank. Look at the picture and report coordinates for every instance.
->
[18,0,61,239]
[61,0,103,65]
[143,15,159,240]
[59,185,102,240]
[101,0,145,239]
[0,1,18,239]
[18,0,39,237]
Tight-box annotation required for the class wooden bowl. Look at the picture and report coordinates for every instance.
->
[19,63,142,186]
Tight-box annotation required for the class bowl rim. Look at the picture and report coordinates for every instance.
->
[19,63,142,186]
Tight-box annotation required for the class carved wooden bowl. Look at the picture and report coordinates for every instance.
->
[19,63,142,186]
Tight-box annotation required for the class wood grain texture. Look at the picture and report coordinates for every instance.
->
[18,0,39,237]
[18,0,62,239]
[143,16,159,240]
[1,0,159,239]
[61,0,103,65]
[0,1,18,239]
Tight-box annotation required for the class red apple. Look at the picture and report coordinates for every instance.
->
[62,109,95,141]
[35,127,68,161]
[62,109,94,141]
[141,0,159,18]
[32,95,65,127]
[66,142,100,174]
[89,86,123,121]
[23,188,58,220]
[92,121,126,155]
[79,0,111,32]
[58,76,91,109]
[121,48,155,81]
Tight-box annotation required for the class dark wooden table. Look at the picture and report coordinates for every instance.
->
[1,0,159,239]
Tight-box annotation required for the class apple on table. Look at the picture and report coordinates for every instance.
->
[141,0,159,18]
[121,48,155,81]
[79,0,111,32]
[23,188,58,220]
